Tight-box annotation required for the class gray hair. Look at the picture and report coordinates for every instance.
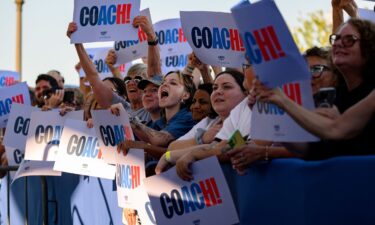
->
[127,63,147,78]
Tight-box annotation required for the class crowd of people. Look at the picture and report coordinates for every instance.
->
[0,0,375,224]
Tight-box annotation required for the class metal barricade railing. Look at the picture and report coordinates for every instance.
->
[0,167,49,225]
[1,130,49,225]
[0,166,21,225]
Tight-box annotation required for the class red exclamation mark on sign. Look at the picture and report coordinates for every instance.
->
[267,26,286,58]
[131,166,140,189]
[116,4,132,24]
[293,83,302,106]
[138,27,147,42]
[125,4,132,24]
[209,177,222,204]
[19,94,24,104]
[283,83,302,106]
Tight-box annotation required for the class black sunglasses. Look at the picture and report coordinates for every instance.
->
[329,34,360,48]
[124,76,143,84]
[310,65,330,78]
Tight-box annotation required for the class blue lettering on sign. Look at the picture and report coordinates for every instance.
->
[114,40,140,51]
[99,125,125,146]
[159,177,222,219]
[0,98,12,117]
[79,4,132,27]
[0,76,15,87]
[165,55,188,68]
[14,116,30,136]
[66,135,100,158]
[256,101,285,115]
[156,28,186,45]
[34,125,62,145]
[94,59,110,73]
[13,149,24,164]
[243,26,286,65]
[191,27,244,51]
[116,164,140,189]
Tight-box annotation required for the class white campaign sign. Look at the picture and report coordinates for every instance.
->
[3,103,38,150]
[359,8,375,23]
[0,70,20,88]
[79,47,132,80]
[24,110,83,161]
[231,0,310,87]
[91,104,133,164]
[0,82,30,128]
[114,8,152,65]
[12,160,61,184]
[161,53,189,75]
[154,19,192,74]
[92,47,115,80]
[116,149,145,208]
[180,11,246,68]
[5,146,24,167]
[251,80,319,142]
[54,119,116,179]
[71,0,140,43]
[144,156,239,225]
[4,146,20,180]
[126,185,156,225]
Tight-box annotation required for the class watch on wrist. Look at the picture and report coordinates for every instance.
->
[148,36,158,46]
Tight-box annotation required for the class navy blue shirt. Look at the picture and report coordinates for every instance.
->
[150,107,197,140]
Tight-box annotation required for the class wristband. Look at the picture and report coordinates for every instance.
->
[165,151,171,163]
[148,35,158,46]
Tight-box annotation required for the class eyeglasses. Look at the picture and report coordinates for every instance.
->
[329,34,360,48]
[124,76,143,84]
[310,65,330,78]
[242,63,252,74]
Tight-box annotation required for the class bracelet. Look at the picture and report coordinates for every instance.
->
[147,34,158,46]
[264,146,269,161]
[165,151,171,163]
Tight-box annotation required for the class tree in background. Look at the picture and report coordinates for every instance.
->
[292,10,332,52]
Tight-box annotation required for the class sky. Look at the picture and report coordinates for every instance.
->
[0,0,374,87]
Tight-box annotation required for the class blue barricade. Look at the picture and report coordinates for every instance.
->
[1,156,375,225]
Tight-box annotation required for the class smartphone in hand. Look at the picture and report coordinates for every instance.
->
[314,87,336,108]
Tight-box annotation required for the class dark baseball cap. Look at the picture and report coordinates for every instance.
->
[137,75,163,90]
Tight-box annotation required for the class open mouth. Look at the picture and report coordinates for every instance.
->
[128,88,138,93]
[161,90,169,99]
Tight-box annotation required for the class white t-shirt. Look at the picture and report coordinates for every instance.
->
[177,117,219,140]
[215,98,252,140]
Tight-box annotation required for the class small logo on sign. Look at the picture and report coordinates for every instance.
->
[132,50,137,55]
[100,31,107,36]
[82,164,88,169]
[193,219,200,225]
[274,125,280,132]
[218,55,225,61]
[168,48,173,52]
[24,166,30,171]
